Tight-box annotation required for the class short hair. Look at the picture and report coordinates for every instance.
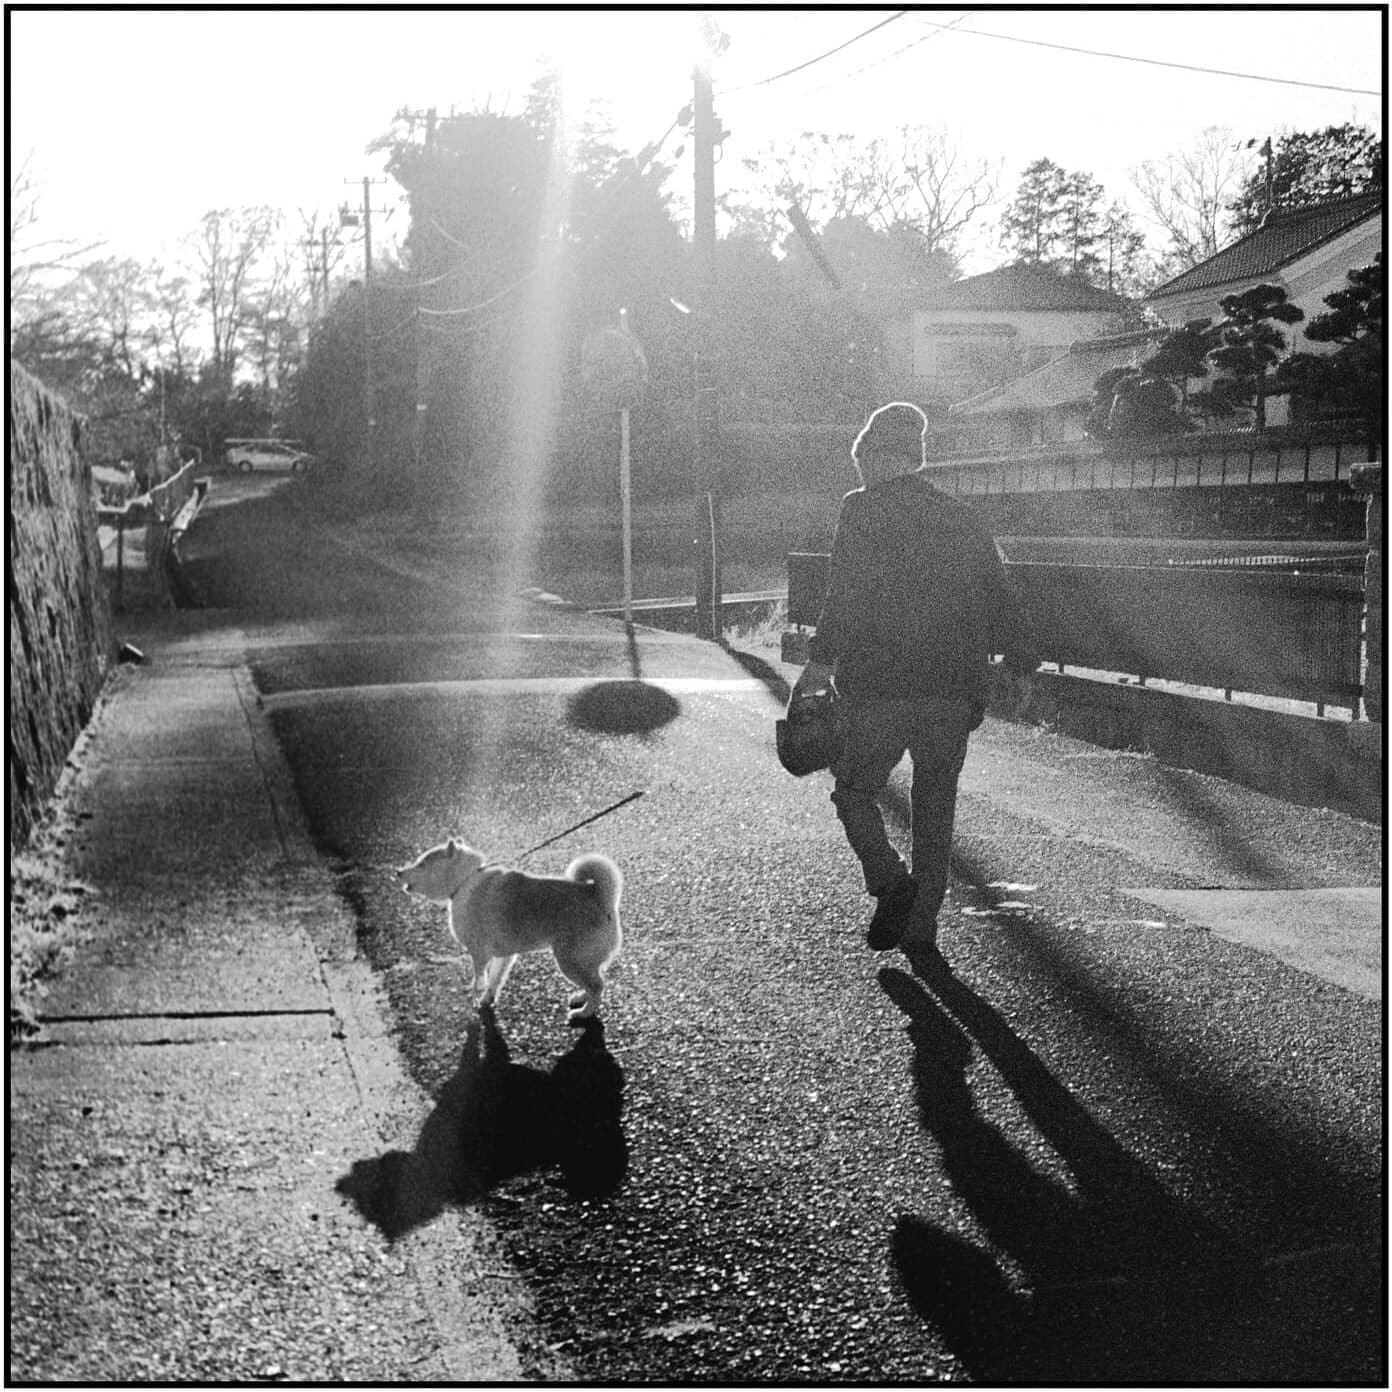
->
[853,401,928,467]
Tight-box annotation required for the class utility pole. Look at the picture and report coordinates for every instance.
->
[413,108,437,486]
[344,175,387,478]
[692,27,722,640]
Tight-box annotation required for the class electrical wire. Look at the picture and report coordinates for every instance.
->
[724,10,910,92]
[417,263,547,318]
[781,12,969,102]
[913,18,1381,96]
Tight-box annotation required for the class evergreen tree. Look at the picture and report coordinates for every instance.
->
[999,158,1067,265]
[1058,170,1105,280]
[1099,202,1150,296]
[1139,318,1220,414]
[1202,283,1304,429]
[1228,124,1382,234]
[1275,255,1383,442]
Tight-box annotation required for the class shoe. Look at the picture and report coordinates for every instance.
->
[866,876,917,950]
[898,917,939,954]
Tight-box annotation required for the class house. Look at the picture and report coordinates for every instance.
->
[1146,191,1382,327]
[1145,192,1383,426]
[872,263,1134,408]
[944,327,1168,451]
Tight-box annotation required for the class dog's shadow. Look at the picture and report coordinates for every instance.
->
[336,1010,628,1241]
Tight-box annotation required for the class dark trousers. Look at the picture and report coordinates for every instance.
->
[829,695,974,925]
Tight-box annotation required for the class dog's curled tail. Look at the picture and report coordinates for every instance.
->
[566,853,623,912]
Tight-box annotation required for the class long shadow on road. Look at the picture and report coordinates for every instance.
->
[337,1011,628,1242]
[880,958,1382,1383]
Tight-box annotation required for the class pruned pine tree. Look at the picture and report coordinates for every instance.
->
[1203,283,1305,430]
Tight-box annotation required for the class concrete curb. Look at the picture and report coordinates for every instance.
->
[227,661,534,1382]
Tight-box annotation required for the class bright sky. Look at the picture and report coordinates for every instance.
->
[10,7,1384,277]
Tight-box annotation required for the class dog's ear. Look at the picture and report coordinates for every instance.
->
[448,839,461,857]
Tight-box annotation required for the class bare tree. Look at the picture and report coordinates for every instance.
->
[186,205,277,381]
[744,126,997,273]
[9,150,104,341]
[296,207,349,323]
[69,258,151,379]
[1131,127,1254,274]
[890,126,1000,262]
[243,248,306,395]
[146,265,201,378]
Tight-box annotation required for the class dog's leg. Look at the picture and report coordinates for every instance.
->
[555,920,619,1023]
[467,948,490,999]
[477,953,518,1007]
[559,963,605,1023]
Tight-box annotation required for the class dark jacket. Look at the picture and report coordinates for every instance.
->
[807,470,1038,717]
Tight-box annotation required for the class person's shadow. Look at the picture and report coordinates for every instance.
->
[336,1009,628,1242]
[879,955,1379,1383]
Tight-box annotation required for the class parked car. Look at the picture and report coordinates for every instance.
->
[224,439,313,473]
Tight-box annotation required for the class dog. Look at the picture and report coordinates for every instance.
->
[396,839,623,1023]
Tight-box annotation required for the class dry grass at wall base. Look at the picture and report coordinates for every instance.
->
[8,732,102,1041]
[9,843,96,1041]
[723,597,789,651]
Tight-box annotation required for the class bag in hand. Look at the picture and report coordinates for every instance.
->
[775,689,841,777]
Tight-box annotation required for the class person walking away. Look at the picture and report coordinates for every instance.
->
[791,401,1039,955]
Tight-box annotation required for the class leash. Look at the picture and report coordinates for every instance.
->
[513,790,646,864]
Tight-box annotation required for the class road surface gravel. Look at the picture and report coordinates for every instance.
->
[169,475,1383,1383]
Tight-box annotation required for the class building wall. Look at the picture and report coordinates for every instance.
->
[891,307,1128,403]
[1144,218,1382,430]
[9,363,116,851]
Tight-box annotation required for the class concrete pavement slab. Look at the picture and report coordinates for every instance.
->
[9,1036,478,1382]
[66,759,286,876]
[1119,887,1383,1000]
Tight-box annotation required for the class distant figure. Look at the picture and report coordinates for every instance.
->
[790,401,1039,955]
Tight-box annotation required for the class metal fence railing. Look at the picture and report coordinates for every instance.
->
[786,551,1365,712]
[97,461,205,609]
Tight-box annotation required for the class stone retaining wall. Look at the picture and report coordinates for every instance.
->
[9,363,115,849]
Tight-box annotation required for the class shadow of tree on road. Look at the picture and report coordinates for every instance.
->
[565,681,681,736]
[879,960,1380,1382]
[336,1011,628,1242]
[565,625,682,737]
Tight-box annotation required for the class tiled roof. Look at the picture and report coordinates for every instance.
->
[1147,191,1383,301]
[916,262,1134,313]
[949,329,1167,416]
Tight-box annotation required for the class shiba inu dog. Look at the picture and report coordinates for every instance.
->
[397,839,623,1023]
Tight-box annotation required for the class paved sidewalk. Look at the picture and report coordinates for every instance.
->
[9,614,526,1383]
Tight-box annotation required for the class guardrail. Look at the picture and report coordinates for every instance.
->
[785,550,1364,712]
[97,461,206,609]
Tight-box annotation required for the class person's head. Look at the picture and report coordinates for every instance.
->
[851,401,928,486]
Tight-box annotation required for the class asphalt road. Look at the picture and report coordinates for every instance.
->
[177,474,1384,1383]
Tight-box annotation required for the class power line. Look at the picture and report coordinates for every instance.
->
[789,12,969,101]
[914,19,1381,96]
[418,263,546,318]
[726,10,910,92]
